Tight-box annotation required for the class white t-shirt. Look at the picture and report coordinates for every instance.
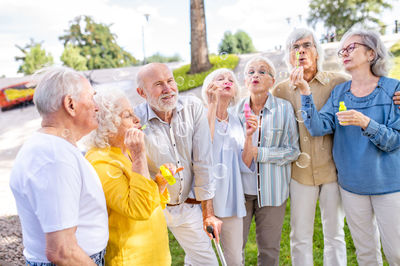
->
[9,132,109,262]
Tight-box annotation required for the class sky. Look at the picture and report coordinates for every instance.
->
[0,0,399,77]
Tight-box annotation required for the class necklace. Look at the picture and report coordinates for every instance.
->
[216,113,229,123]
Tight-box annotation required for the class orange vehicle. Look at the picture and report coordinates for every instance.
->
[0,82,35,111]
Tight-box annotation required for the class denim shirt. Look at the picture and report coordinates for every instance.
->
[233,93,300,207]
[301,76,400,195]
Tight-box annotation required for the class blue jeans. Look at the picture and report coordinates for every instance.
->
[26,248,105,266]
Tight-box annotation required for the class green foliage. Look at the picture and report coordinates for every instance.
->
[61,44,88,71]
[173,54,239,92]
[59,15,137,70]
[307,0,393,39]
[235,30,256,54]
[168,199,389,265]
[218,31,239,54]
[15,39,54,75]
[389,40,400,79]
[145,53,182,64]
[218,30,256,54]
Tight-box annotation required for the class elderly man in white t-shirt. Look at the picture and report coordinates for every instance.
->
[9,67,109,265]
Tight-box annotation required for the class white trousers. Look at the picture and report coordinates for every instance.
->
[290,179,346,266]
[340,188,400,266]
[164,203,218,266]
[219,216,243,266]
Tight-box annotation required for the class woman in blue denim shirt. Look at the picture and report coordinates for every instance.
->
[297,29,400,265]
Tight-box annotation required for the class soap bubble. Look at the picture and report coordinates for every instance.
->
[188,80,195,87]
[158,143,170,155]
[212,163,228,179]
[219,52,228,60]
[106,160,124,178]
[61,129,71,138]
[176,76,185,86]
[216,123,229,136]
[112,69,130,81]
[295,110,306,123]
[303,136,309,142]
[295,152,311,168]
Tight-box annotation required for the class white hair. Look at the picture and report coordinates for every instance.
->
[339,28,392,77]
[33,66,86,116]
[284,28,324,72]
[85,88,127,149]
[201,68,242,105]
[136,62,174,91]
[243,55,277,78]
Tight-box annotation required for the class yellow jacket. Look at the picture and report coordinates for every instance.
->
[86,147,171,266]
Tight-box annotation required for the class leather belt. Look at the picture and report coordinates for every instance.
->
[167,198,201,207]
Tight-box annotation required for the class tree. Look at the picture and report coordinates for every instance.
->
[218,31,238,54]
[235,30,256,53]
[308,0,393,39]
[190,0,212,74]
[61,44,88,71]
[218,30,256,54]
[15,39,54,75]
[59,15,137,70]
[146,53,182,63]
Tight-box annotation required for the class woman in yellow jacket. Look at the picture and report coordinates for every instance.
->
[85,88,175,266]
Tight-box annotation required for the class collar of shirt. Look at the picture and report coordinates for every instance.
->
[241,92,275,114]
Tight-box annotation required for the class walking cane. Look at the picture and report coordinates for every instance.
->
[206,225,227,266]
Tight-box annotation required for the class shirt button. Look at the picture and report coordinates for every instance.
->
[181,178,183,181]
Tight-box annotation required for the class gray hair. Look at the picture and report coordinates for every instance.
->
[339,28,392,77]
[201,68,242,105]
[243,55,277,78]
[33,66,86,116]
[284,28,324,72]
[85,88,127,149]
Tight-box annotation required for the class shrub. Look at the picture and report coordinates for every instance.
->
[173,54,239,92]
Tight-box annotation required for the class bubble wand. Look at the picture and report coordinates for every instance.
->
[296,51,300,68]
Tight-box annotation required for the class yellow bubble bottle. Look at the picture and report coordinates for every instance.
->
[159,165,176,185]
[339,101,347,112]
[339,101,347,125]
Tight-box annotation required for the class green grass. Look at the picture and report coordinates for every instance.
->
[389,40,400,79]
[173,54,239,92]
[168,199,389,266]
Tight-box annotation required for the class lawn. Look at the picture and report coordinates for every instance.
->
[168,199,389,266]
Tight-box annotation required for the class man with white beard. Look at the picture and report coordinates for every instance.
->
[135,63,221,266]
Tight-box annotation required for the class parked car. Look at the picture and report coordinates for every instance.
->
[0,82,35,111]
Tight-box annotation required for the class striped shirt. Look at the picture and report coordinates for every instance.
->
[233,93,300,207]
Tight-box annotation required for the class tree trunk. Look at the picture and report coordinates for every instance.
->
[189,0,212,74]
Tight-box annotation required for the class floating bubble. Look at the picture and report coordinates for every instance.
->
[212,163,228,179]
[303,136,309,142]
[219,52,228,60]
[98,146,112,157]
[295,110,306,123]
[216,123,229,136]
[106,160,124,178]
[324,78,330,84]
[61,129,71,138]
[188,80,195,87]
[175,122,189,138]
[278,71,289,79]
[176,76,185,86]
[295,152,311,168]
[158,143,170,155]
[112,69,130,81]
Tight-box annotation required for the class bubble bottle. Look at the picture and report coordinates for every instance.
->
[338,101,347,125]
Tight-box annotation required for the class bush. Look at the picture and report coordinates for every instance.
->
[218,30,256,55]
[173,54,239,92]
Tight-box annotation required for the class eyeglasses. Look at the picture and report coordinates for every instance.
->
[247,70,274,78]
[337,42,370,57]
[291,42,314,51]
